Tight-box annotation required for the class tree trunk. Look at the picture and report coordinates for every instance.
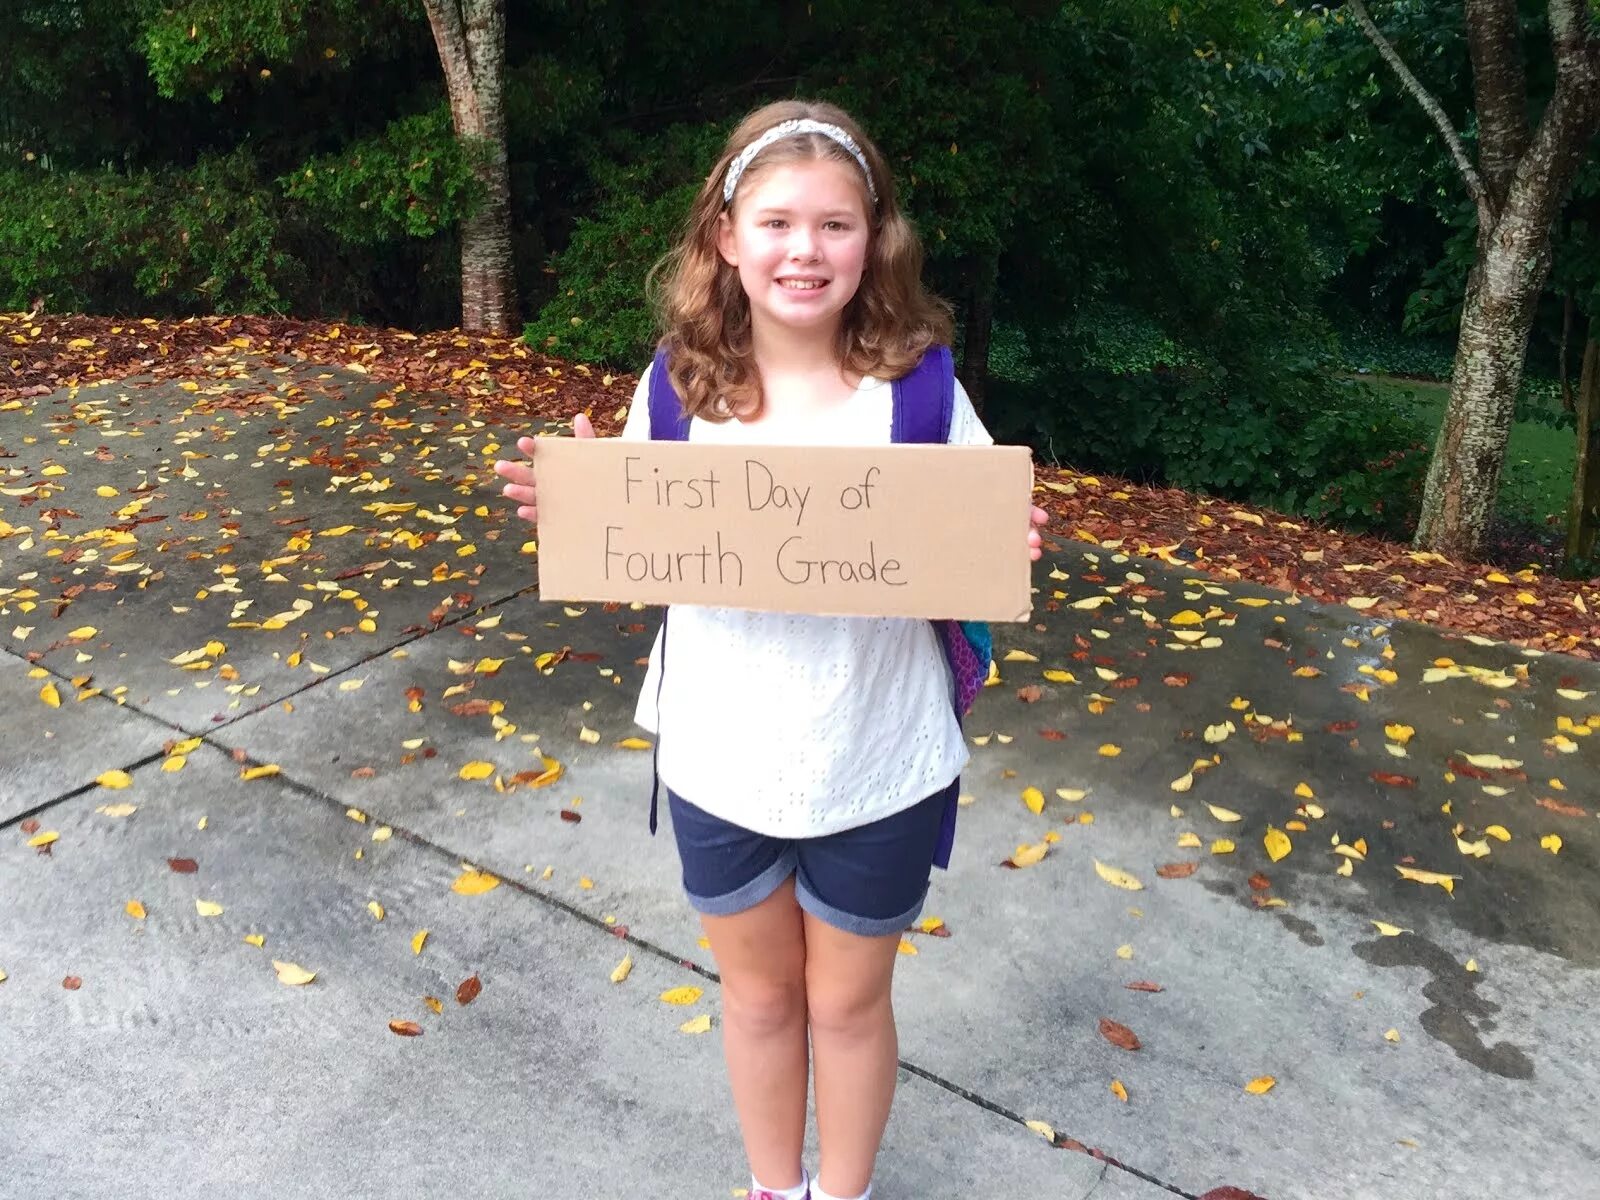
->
[1414,227,1551,554]
[958,252,998,417]
[1560,289,1576,413]
[421,0,517,334]
[1566,325,1600,569]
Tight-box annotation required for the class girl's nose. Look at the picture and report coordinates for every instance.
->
[788,229,820,260]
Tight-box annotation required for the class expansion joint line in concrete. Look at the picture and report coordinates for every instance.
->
[0,581,542,834]
[895,1059,1195,1198]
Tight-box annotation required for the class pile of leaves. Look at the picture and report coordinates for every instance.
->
[4,310,1596,659]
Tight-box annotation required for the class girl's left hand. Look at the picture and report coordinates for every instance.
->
[1028,505,1048,562]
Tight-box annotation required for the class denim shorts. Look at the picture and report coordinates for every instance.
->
[665,781,956,938]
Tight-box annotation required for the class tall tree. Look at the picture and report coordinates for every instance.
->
[1347,0,1600,556]
[421,0,517,333]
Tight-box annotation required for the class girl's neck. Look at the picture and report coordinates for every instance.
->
[749,314,842,378]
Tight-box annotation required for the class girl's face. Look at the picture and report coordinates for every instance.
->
[716,158,872,341]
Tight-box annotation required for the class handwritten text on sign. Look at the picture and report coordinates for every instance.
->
[532,439,1033,621]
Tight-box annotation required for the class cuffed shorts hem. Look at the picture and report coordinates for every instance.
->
[682,847,799,917]
[795,873,929,937]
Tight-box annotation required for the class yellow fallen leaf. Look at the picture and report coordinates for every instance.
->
[1116,944,1133,960]
[367,900,385,921]
[610,955,633,983]
[1170,771,1194,793]
[897,938,919,956]
[1021,787,1045,815]
[40,682,61,708]
[240,764,280,781]
[243,933,265,948]
[451,869,500,895]
[272,960,316,986]
[459,761,495,780]
[1371,921,1411,937]
[1465,958,1479,972]
[1043,669,1077,684]
[660,986,703,1006]
[1541,834,1562,854]
[1384,1029,1400,1043]
[1169,610,1204,625]
[615,737,652,750]
[1264,826,1292,863]
[1004,649,1039,662]
[125,900,146,919]
[1098,743,1122,757]
[1093,859,1144,890]
[97,803,137,817]
[1210,838,1236,855]
[195,899,224,917]
[1294,782,1314,799]
[1384,723,1415,745]
[1457,837,1491,858]
[679,1013,713,1034]
[1206,803,1243,823]
[579,726,601,744]
[1010,841,1049,867]
[1244,1076,1276,1095]
[1110,1080,1129,1103]
[1056,788,1087,802]
[1177,832,1202,849]
[411,930,429,955]
[26,829,59,847]
[1025,1119,1056,1141]
[1460,753,1522,770]
[1395,865,1459,894]
[96,770,132,789]
[1203,721,1235,744]
[1336,857,1354,877]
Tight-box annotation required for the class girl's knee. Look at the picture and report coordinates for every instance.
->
[724,978,807,1037]
[805,977,892,1037]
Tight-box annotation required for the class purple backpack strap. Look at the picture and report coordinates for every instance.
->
[648,347,690,442]
[891,345,965,871]
[645,346,687,839]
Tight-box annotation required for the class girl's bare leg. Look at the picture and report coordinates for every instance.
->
[700,876,810,1191]
[803,913,903,1198]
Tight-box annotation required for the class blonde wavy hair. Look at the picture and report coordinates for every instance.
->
[648,99,953,421]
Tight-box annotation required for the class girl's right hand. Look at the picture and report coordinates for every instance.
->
[493,412,595,525]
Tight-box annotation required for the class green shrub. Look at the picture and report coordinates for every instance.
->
[523,122,727,367]
[0,150,302,314]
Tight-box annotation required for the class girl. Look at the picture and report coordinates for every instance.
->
[495,99,1047,1200]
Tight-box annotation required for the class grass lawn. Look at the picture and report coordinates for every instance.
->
[1361,375,1577,527]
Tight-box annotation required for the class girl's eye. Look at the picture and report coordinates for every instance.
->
[825,221,850,232]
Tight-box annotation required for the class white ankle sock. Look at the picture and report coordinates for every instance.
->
[751,1167,809,1200]
[811,1182,870,1200]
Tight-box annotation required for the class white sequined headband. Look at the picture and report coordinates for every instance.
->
[722,118,879,207]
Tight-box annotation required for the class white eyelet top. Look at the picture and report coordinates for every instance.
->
[619,363,995,837]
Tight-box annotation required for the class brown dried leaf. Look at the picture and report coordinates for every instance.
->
[1099,1017,1142,1051]
[63,975,83,990]
[558,809,582,823]
[1156,861,1198,879]
[1371,771,1417,788]
[1038,728,1067,741]
[1125,981,1165,993]
[1016,685,1043,703]
[456,974,482,1006]
[1247,872,1272,891]
[1163,673,1191,687]
[167,857,198,874]
[388,1019,424,1037]
[21,819,41,835]
[1537,796,1587,818]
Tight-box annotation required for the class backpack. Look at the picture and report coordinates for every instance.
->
[644,343,990,870]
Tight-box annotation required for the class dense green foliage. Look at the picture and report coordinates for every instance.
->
[3,0,1596,543]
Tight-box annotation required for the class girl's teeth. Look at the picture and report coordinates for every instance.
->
[780,280,823,290]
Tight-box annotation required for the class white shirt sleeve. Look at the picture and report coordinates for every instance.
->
[949,377,995,446]
[618,365,653,442]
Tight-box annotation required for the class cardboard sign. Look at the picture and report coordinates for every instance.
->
[532,439,1034,621]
